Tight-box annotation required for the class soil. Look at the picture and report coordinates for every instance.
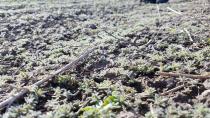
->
[0,0,210,117]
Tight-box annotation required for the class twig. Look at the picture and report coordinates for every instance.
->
[0,47,97,109]
[184,28,193,42]
[158,71,210,95]
[167,7,196,43]
[167,7,182,15]
[160,84,185,96]
[157,71,210,80]
[103,30,121,40]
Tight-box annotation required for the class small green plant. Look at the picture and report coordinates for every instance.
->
[193,103,210,118]
[80,91,125,118]
[3,104,34,118]
[40,103,73,118]
[175,49,192,60]
[129,64,158,75]
[96,80,112,89]
[163,62,181,72]
[55,75,78,89]
[29,86,46,97]
[153,95,168,107]
[144,87,156,97]
[149,53,165,62]
[206,38,210,45]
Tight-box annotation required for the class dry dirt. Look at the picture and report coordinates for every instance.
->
[0,0,210,117]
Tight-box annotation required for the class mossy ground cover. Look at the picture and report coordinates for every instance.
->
[0,0,210,117]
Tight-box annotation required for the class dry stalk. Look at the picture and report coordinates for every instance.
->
[167,7,182,15]
[158,71,210,95]
[160,84,185,96]
[0,47,97,109]
[184,28,193,42]
[157,71,210,80]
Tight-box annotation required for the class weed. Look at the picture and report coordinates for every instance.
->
[149,53,165,62]
[129,64,158,76]
[80,91,124,118]
[163,62,182,72]
[55,75,78,89]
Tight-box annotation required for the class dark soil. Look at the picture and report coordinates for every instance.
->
[0,0,210,117]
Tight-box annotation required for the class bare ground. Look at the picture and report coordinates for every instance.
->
[0,0,210,117]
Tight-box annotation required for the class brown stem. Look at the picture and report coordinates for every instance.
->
[0,47,97,109]
[160,85,185,96]
[157,71,210,80]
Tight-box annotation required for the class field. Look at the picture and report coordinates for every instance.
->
[0,0,210,117]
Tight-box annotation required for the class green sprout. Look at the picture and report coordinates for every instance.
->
[80,91,125,118]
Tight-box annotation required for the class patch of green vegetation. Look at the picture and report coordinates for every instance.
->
[129,64,158,75]
[175,49,192,60]
[41,103,74,118]
[80,91,125,118]
[3,104,37,118]
[3,93,40,118]
[31,87,46,97]
[96,80,112,89]
[163,62,182,72]
[206,38,210,45]
[55,75,78,89]
[149,53,165,62]
[145,102,210,118]
[156,42,169,51]
[143,87,156,97]
[0,75,13,86]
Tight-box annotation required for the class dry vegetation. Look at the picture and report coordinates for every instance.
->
[0,0,210,117]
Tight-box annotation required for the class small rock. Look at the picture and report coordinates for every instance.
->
[88,24,97,29]
[203,79,210,89]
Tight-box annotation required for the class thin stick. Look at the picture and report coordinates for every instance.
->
[167,7,182,15]
[184,28,193,42]
[0,47,97,109]
[158,72,210,80]
[103,30,121,40]
[161,84,185,96]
